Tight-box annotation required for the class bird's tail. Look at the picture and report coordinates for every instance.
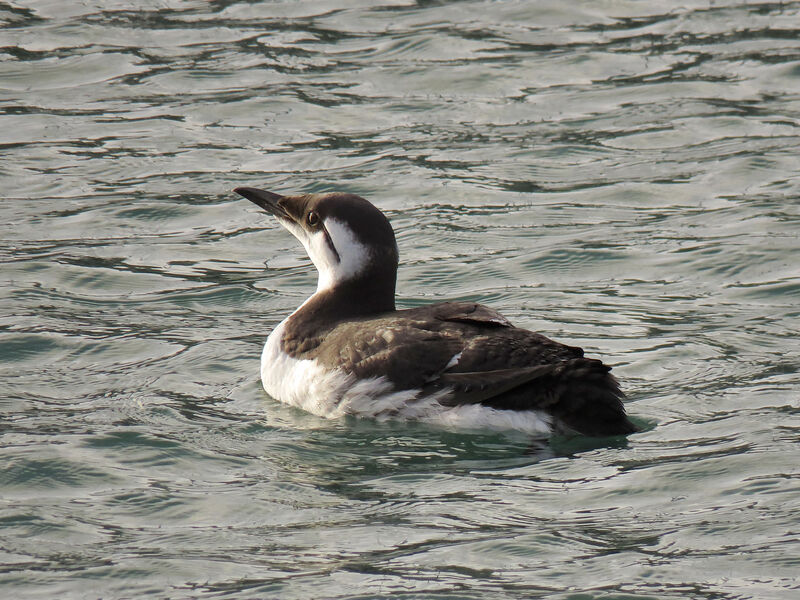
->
[547,358,637,437]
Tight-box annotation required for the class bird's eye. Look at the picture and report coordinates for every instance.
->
[306,211,320,227]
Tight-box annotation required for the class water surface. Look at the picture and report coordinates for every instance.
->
[2,1,799,598]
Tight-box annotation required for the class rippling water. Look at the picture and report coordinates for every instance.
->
[2,1,800,598]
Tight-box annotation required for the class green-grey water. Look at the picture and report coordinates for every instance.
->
[2,1,799,598]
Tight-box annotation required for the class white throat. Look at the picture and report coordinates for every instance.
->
[283,217,371,293]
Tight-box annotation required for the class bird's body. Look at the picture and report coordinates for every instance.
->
[235,187,636,437]
[260,309,555,436]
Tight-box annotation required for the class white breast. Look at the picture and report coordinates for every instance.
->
[260,319,554,436]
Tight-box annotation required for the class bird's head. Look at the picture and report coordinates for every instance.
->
[235,187,398,294]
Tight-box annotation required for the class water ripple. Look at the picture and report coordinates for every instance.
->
[2,1,800,599]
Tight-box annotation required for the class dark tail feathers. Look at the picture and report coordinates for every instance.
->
[547,358,637,437]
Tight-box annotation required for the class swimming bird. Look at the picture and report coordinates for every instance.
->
[235,187,637,437]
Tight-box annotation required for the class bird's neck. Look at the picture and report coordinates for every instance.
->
[306,274,396,320]
[280,271,396,356]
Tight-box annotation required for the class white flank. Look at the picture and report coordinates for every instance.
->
[261,318,553,436]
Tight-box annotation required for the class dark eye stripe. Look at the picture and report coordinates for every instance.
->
[322,227,341,263]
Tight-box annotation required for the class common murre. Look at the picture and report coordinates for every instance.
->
[235,187,637,437]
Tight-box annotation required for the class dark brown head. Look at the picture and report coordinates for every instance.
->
[235,188,399,296]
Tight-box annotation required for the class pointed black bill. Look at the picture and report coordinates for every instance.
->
[234,187,289,219]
